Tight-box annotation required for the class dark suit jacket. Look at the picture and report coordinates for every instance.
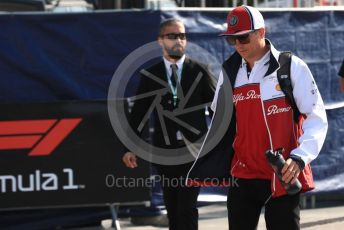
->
[128,57,215,151]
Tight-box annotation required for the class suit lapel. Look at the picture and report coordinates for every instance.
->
[155,60,168,82]
[181,58,196,95]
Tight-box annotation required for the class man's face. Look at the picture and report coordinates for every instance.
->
[158,22,187,59]
[228,29,265,60]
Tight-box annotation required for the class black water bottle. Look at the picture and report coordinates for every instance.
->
[265,149,302,195]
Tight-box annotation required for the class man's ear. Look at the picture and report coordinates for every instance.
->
[259,28,266,38]
[158,36,163,47]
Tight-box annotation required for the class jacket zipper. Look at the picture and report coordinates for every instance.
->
[185,103,217,184]
[230,160,240,175]
[259,83,276,194]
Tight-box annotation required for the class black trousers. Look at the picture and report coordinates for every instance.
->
[227,178,300,230]
[156,163,200,230]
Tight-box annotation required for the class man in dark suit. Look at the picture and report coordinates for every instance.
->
[122,19,215,230]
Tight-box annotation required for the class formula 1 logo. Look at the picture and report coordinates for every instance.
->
[0,118,82,156]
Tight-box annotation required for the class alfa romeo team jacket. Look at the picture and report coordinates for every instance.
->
[190,41,328,197]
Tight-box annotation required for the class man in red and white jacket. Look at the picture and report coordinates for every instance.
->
[207,5,327,230]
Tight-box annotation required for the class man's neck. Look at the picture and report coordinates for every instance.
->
[164,55,181,64]
[246,44,270,69]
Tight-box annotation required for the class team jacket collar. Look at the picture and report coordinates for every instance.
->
[264,39,281,77]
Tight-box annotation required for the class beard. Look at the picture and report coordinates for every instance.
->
[166,44,185,59]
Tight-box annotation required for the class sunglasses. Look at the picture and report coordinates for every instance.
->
[161,33,186,40]
[226,30,256,45]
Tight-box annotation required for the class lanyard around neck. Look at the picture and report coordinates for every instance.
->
[167,74,177,95]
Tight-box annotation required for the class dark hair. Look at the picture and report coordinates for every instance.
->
[159,18,184,36]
